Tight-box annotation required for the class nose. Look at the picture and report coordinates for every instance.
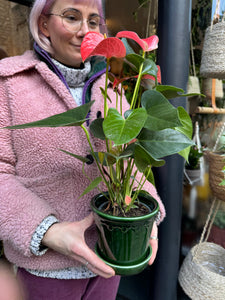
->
[77,20,90,37]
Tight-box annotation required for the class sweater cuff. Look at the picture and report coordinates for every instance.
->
[155,211,161,226]
[30,215,59,256]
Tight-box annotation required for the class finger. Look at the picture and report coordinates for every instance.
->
[148,222,158,265]
[84,251,115,278]
[73,244,115,278]
[148,239,158,265]
[151,221,158,236]
[86,261,115,278]
[79,213,95,231]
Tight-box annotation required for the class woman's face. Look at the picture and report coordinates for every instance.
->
[40,0,101,67]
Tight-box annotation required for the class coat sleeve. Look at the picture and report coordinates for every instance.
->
[89,74,166,224]
[0,78,57,257]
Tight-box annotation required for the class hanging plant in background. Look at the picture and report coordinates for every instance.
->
[133,0,157,38]
[191,0,212,72]
[192,0,212,46]
[133,0,151,22]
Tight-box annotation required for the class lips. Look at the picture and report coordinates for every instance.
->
[70,43,81,49]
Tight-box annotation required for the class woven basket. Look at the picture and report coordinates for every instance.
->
[207,151,225,202]
[187,76,201,95]
[179,242,225,300]
[200,22,225,79]
[202,78,224,99]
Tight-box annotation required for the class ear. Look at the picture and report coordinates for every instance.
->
[39,15,50,37]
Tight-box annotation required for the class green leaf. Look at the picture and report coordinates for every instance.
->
[179,147,191,162]
[79,177,103,198]
[125,54,158,77]
[176,106,194,161]
[155,85,204,99]
[176,107,193,139]
[94,151,117,166]
[144,167,155,186]
[103,108,147,146]
[155,85,185,99]
[134,143,165,172]
[142,58,158,77]
[119,144,135,159]
[219,179,225,186]
[137,128,194,159]
[100,87,112,103]
[90,118,105,140]
[125,53,144,72]
[5,101,94,129]
[59,149,91,163]
[121,38,136,55]
[141,90,181,130]
[138,0,149,6]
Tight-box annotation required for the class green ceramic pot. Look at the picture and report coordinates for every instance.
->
[91,192,159,275]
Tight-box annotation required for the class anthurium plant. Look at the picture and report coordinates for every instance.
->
[7,31,195,216]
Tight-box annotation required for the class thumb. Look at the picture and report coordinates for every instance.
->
[79,213,95,231]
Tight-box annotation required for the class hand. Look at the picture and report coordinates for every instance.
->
[148,221,158,265]
[42,213,115,278]
[0,260,24,300]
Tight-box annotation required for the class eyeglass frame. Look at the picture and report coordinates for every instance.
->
[47,8,106,33]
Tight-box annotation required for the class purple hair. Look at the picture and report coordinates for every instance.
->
[29,0,106,55]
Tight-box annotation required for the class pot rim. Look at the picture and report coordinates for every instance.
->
[91,192,159,222]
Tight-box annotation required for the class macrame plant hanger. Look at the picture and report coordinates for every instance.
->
[187,33,201,95]
[184,122,205,219]
[194,123,225,255]
[196,0,225,114]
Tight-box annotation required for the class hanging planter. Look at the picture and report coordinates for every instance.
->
[184,123,204,187]
[179,196,225,300]
[200,21,225,79]
[202,78,224,99]
[91,192,159,276]
[206,119,225,202]
[179,242,225,299]
[187,76,201,114]
[184,168,202,186]
[187,76,201,95]
[206,151,225,202]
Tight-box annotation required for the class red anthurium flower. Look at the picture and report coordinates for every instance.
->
[81,32,126,62]
[116,31,159,52]
[142,35,159,52]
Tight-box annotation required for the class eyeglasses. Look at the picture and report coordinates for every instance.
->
[48,8,105,33]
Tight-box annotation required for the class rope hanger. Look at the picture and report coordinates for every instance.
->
[195,0,225,114]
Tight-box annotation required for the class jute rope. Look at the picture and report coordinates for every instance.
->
[193,197,221,258]
[187,33,201,95]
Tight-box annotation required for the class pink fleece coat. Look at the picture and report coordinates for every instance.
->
[0,51,165,271]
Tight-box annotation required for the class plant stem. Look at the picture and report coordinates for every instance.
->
[81,124,109,188]
[104,59,110,119]
[132,167,151,201]
[130,52,145,109]
[120,84,123,115]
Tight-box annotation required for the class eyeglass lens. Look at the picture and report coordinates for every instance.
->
[61,9,102,32]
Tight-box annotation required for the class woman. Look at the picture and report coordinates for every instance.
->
[0,0,165,299]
